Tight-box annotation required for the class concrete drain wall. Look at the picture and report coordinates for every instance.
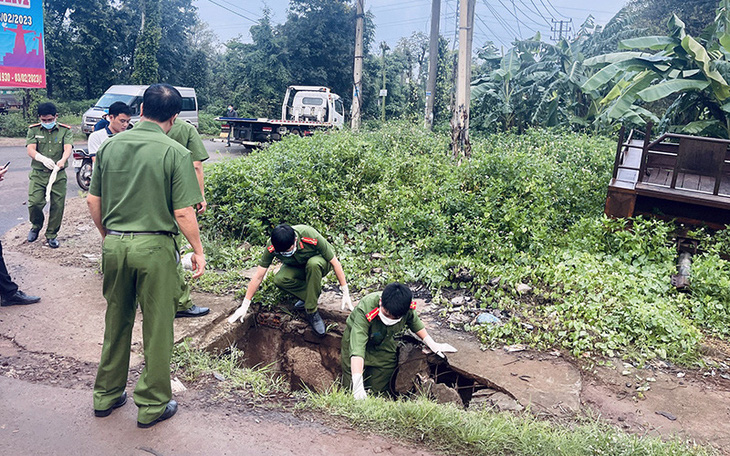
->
[203,310,521,410]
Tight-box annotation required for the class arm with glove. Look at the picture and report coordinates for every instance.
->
[228,266,268,323]
[329,256,352,311]
[415,328,457,358]
[27,145,58,171]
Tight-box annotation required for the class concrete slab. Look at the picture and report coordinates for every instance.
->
[422,316,582,417]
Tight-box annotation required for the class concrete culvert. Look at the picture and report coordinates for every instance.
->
[201,303,521,411]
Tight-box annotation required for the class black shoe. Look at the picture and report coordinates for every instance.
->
[94,392,127,417]
[27,228,39,242]
[1,290,41,306]
[137,400,177,428]
[293,300,305,310]
[306,310,326,337]
[47,238,59,249]
[175,304,210,318]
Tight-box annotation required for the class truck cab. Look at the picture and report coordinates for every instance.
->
[281,86,344,127]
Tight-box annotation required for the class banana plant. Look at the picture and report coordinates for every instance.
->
[582,1,730,137]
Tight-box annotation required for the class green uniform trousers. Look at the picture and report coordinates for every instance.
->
[273,255,331,313]
[28,169,67,239]
[340,352,395,395]
[173,233,193,312]
[93,234,180,425]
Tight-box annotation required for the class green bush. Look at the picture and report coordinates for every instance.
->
[200,123,729,364]
[0,112,30,137]
[198,112,221,135]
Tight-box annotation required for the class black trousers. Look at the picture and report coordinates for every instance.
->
[0,240,19,297]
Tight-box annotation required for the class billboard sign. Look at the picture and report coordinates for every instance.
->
[0,0,45,88]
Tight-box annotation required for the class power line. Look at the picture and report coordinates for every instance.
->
[522,0,552,26]
[206,0,260,24]
[494,0,538,35]
[213,0,262,19]
[481,0,521,40]
[544,0,570,19]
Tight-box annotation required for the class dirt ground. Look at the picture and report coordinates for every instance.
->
[2,196,730,454]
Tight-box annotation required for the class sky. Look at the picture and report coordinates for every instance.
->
[193,0,628,52]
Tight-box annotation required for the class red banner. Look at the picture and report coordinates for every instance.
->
[0,66,44,87]
[0,0,45,88]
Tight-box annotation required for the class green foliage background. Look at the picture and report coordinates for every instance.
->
[201,124,730,365]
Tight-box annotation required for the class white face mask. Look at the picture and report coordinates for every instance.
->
[379,307,402,326]
[279,245,297,257]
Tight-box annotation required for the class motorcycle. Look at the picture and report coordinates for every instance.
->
[72,147,93,191]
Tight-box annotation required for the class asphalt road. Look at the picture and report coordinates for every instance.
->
[0,139,248,235]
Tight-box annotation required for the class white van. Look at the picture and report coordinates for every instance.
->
[82,85,198,135]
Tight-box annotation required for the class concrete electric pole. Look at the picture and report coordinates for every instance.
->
[380,41,389,122]
[351,0,365,131]
[451,0,475,158]
[424,0,440,130]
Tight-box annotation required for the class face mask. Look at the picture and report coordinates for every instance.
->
[379,307,402,326]
[279,245,297,257]
[41,121,56,130]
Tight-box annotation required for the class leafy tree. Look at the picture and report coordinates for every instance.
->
[280,0,374,108]
[624,0,717,37]
[132,0,162,84]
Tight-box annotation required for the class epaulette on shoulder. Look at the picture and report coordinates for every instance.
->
[267,245,275,253]
[302,237,318,245]
[59,123,72,129]
[29,123,40,128]
[366,307,380,322]
[410,301,417,310]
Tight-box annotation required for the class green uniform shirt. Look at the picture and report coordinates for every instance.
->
[89,121,203,233]
[342,292,425,366]
[259,225,335,268]
[167,118,209,162]
[25,123,73,170]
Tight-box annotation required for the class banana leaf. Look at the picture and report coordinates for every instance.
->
[637,79,711,102]
[681,35,730,100]
[608,71,656,119]
[619,36,677,51]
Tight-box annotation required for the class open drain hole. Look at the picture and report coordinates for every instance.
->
[215,311,520,410]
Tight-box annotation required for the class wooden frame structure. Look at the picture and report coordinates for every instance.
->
[605,123,730,228]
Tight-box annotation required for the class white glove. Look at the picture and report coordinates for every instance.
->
[352,372,367,400]
[227,298,251,324]
[34,152,56,171]
[340,284,353,311]
[422,335,458,358]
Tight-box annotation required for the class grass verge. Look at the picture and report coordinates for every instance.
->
[171,339,287,398]
[304,389,714,456]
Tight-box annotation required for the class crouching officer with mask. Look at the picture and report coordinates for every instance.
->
[230,223,352,337]
[341,282,457,399]
[25,102,73,248]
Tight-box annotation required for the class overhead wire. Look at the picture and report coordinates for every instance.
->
[544,0,571,19]
[206,0,260,24]
[480,0,521,40]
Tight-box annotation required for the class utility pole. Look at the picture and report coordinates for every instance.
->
[380,41,389,123]
[451,0,475,159]
[424,0,440,129]
[551,19,573,41]
[351,0,365,131]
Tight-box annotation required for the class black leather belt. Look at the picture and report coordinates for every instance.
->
[106,230,171,236]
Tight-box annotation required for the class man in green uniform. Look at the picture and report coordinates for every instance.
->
[25,102,73,248]
[341,282,457,399]
[167,118,210,318]
[230,223,352,337]
[87,84,206,428]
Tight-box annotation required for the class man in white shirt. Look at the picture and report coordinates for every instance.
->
[87,102,132,157]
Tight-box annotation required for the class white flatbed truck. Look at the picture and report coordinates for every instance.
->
[217,85,345,146]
